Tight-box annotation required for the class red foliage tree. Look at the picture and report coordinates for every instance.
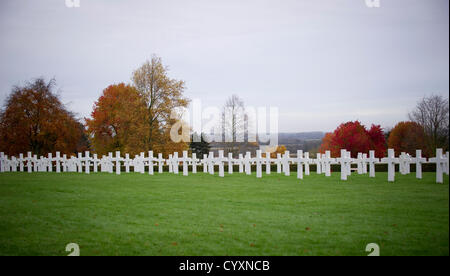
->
[0,78,87,156]
[319,121,387,158]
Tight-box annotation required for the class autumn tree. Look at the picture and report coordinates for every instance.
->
[132,55,190,151]
[408,95,449,151]
[85,83,148,156]
[0,78,86,156]
[387,121,429,156]
[319,121,386,158]
[270,145,287,158]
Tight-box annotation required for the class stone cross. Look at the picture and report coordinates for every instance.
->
[244,152,252,175]
[265,152,271,175]
[167,154,173,173]
[362,153,368,174]
[92,154,99,173]
[18,153,24,172]
[156,153,165,173]
[295,150,304,179]
[77,152,83,173]
[172,152,179,174]
[282,151,290,176]
[201,154,208,173]
[238,154,244,173]
[62,154,68,172]
[276,153,282,173]
[346,151,352,176]
[180,151,191,176]
[32,154,38,172]
[191,153,198,174]
[227,153,233,174]
[381,149,399,182]
[429,148,446,184]
[366,150,379,178]
[54,152,61,173]
[85,151,90,174]
[139,152,145,174]
[304,152,311,175]
[254,150,264,178]
[336,149,351,181]
[413,149,427,179]
[115,151,122,175]
[0,152,4,172]
[207,152,215,175]
[316,153,322,174]
[26,152,32,173]
[322,151,334,177]
[217,150,227,177]
[356,152,363,174]
[147,151,155,175]
[108,152,114,173]
[47,153,53,172]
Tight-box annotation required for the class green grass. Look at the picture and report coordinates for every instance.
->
[0,171,448,256]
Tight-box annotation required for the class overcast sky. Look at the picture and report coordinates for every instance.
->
[0,0,448,132]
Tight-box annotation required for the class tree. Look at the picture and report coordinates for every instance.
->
[387,121,429,156]
[0,78,85,156]
[270,145,287,158]
[220,94,247,155]
[319,121,386,158]
[85,83,148,156]
[189,132,210,157]
[408,95,449,151]
[132,55,190,151]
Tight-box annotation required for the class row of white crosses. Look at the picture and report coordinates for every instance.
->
[0,149,449,183]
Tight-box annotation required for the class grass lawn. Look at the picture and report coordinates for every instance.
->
[0,171,448,256]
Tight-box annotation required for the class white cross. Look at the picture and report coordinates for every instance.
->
[356,152,363,174]
[201,154,208,173]
[19,153,24,172]
[294,150,305,179]
[0,152,4,173]
[362,153,368,174]
[265,152,271,175]
[156,153,165,173]
[115,151,122,175]
[92,153,99,173]
[365,150,379,178]
[429,148,446,184]
[304,152,311,175]
[276,153,282,174]
[10,156,18,172]
[282,151,291,176]
[76,152,83,173]
[47,153,53,172]
[322,151,334,177]
[54,152,61,173]
[413,149,427,179]
[227,152,233,174]
[381,149,399,182]
[62,154,68,172]
[254,150,265,178]
[336,149,352,180]
[316,153,322,174]
[167,154,173,173]
[216,150,228,177]
[238,153,244,173]
[84,151,91,174]
[191,153,198,174]
[172,152,180,174]
[244,152,252,175]
[26,152,33,173]
[180,151,191,176]
[147,151,155,175]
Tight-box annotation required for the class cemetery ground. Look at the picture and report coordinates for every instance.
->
[0,172,448,256]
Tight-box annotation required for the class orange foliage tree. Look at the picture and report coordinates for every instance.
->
[319,121,386,158]
[387,121,429,157]
[85,83,148,156]
[0,78,87,156]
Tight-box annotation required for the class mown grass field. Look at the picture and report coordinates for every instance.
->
[0,171,448,256]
